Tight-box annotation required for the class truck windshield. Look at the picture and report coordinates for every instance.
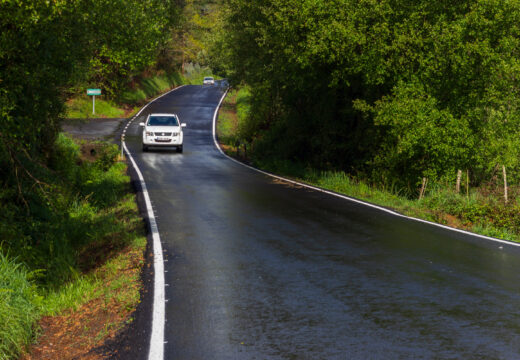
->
[148,116,179,126]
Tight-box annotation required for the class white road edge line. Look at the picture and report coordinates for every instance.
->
[211,89,520,249]
[122,85,185,360]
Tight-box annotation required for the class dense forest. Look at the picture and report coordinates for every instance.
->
[209,0,520,196]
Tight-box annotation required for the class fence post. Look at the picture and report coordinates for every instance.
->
[419,177,428,200]
[503,165,508,204]
[456,169,462,193]
[466,169,469,200]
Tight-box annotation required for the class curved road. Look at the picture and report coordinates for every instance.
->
[124,84,520,359]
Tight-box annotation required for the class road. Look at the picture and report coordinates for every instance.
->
[123,84,520,359]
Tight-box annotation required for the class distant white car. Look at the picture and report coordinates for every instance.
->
[140,113,186,152]
[203,76,215,85]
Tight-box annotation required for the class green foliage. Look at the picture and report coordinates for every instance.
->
[0,0,181,288]
[49,133,81,182]
[211,0,520,196]
[369,80,473,188]
[235,88,250,122]
[172,0,223,67]
[2,135,125,286]
[40,193,146,316]
[65,67,214,120]
[1,0,89,163]
[85,0,181,97]
[218,83,520,241]
[0,0,181,177]
[0,133,145,359]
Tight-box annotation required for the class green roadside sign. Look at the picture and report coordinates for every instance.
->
[87,89,101,114]
[87,88,101,96]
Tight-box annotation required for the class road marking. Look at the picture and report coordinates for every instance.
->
[121,85,185,360]
[211,90,520,249]
[123,141,165,360]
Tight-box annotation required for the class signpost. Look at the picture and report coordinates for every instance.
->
[87,88,101,114]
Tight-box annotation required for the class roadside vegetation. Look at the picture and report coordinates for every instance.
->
[65,66,215,119]
[1,135,146,359]
[211,0,520,242]
[0,0,219,358]
[10,0,520,356]
[218,88,520,243]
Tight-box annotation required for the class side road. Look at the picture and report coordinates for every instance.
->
[61,118,126,143]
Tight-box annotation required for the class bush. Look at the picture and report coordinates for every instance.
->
[49,133,81,183]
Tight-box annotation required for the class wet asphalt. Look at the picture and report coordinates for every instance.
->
[123,84,520,359]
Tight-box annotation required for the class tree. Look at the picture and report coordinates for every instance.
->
[211,0,520,193]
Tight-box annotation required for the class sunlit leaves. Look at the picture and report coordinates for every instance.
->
[212,0,520,190]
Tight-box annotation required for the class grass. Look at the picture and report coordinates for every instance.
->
[66,67,217,119]
[217,89,520,244]
[261,164,520,243]
[0,135,147,359]
[217,91,239,143]
[216,87,250,149]
[0,254,40,359]
[65,97,127,119]
[40,193,145,316]
[119,72,185,105]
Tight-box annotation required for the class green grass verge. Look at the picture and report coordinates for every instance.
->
[254,162,520,243]
[0,134,146,359]
[66,67,216,119]
[40,193,146,316]
[65,97,127,119]
[216,87,250,146]
[0,254,40,359]
[119,72,185,105]
[217,89,520,243]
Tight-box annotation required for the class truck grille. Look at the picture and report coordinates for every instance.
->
[154,132,172,136]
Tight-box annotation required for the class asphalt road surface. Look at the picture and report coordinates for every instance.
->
[124,84,520,359]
